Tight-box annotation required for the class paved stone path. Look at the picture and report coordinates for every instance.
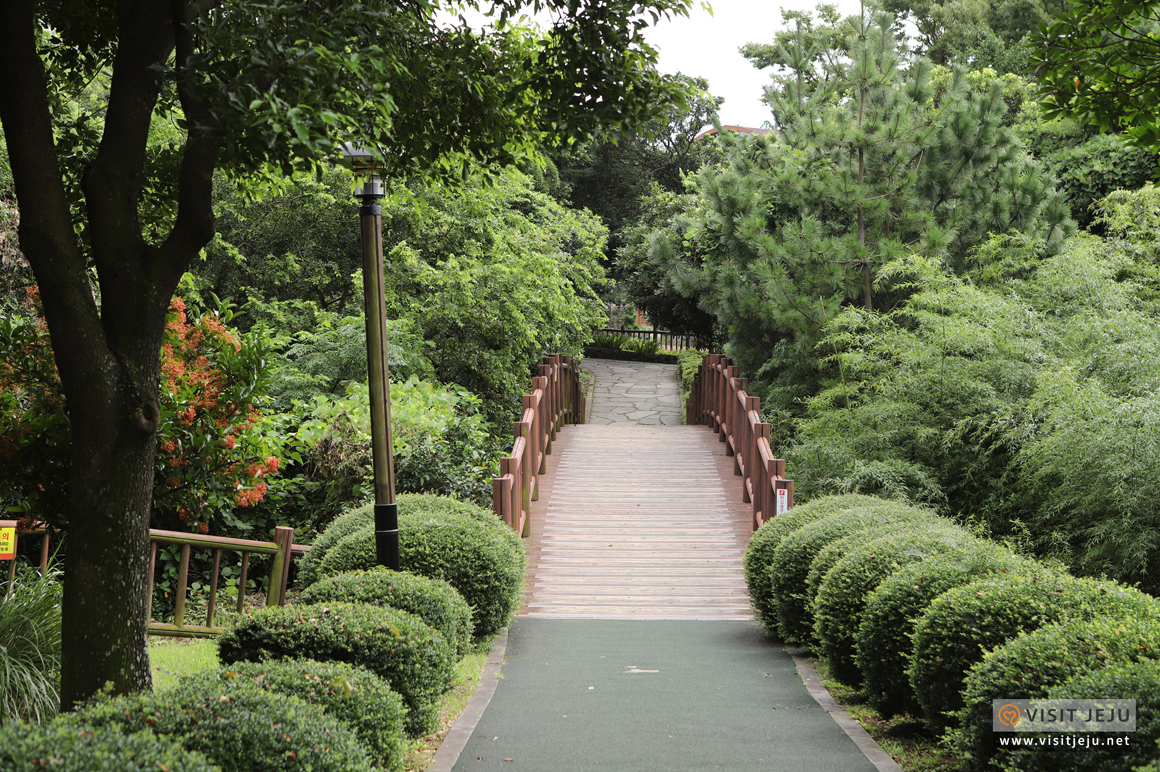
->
[583,358,682,425]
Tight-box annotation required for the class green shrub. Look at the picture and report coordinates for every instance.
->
[300,568,473,656]
[217,602,455,737]
[198,660,406,772]
[856,544,1037,717]
[767,501,934,644]
[591,332,628,349]
[298,493,498,587]
[677,349,705,391]
[812,522,974,685]
[803,524,922,620]
[909,573,1155,735]
[954,613,1160,771]
[0,722,216,772]
[622,337,660,354]
[69,676,371,772]
[0,566,61,724]
[743,494,896,635]
[1000,658,1160,772]
[313,499,525,642]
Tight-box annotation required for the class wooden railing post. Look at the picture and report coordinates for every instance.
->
[265,526,294,607]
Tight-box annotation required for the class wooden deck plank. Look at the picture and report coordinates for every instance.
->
[519,423,754,619]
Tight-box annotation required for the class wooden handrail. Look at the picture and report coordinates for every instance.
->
[0,520,310,638]
[686,354,795,530]
[492,354,584,536]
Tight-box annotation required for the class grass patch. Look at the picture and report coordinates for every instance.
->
[148,638,219,691]
[813,657,959,772]
[404,648,488,772]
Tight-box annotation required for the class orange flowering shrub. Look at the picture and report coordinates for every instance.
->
[0,289,280,535]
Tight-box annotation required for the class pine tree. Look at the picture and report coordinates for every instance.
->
[661,11,1073,406]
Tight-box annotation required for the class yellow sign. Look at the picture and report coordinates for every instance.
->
[0,528,14,560]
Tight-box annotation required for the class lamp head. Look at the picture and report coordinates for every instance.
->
[341,142,384,200]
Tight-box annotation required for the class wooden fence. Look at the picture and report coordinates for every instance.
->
[493,354,584,537]
[0,520,308,638]
[598,327,697,352]
[686,354,794,530]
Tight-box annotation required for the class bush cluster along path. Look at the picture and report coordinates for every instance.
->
[442,359,887,771]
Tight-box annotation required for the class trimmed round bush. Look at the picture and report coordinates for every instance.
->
[198,660,406,771]
[812,522,974,686]
[217,602,455,737]
[298,493,496,587]
[804,524,925,618]
[1001,658,1160,772]
[744,494,893,634]
[856,543,1037,717]
[0,723,216,772]
[301,568,474,657]
[910,573,1157,735]
[314,500,525,641]
[767,501,934,644]
[954,613,1160,771]
[68,676,371,772]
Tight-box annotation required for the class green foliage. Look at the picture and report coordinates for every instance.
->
[311,499,526,642]
[1050,134,1158,228]
[0,567,61,724]
[1033,0,1160,155]
[0,722,216,772]
[658,14,1073,415]
[196,660,406,772]
[811,522,973,685]
[621,337,660,354]
[1003,659,1160,772]
[591,332,629,349]
[743,494,891,634]
[301,568,474,657]
[767,501,933,644]
[297,493,492,586]
[68,675,371,772]
[677,349,706,392]
[908,573,1154,735]
[856,544,1036,717]
[216,602,454,737]
[954,614,1160,771]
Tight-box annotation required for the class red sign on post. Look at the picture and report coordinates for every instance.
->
[0,528,14,560]
[776,488,789,516]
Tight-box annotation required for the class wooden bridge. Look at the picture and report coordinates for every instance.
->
[490,353,795,620]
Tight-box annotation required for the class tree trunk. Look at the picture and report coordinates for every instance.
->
[61,391,157,707]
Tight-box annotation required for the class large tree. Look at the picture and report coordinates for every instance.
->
[0,0,691,708]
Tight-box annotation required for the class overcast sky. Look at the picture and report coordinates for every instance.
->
[646,0,866,128]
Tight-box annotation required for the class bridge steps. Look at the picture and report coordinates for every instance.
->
[522,424,753,620]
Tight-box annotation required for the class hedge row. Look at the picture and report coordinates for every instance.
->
[218,601,455,738]
[299,493,525,641]
[744,493,1160,771]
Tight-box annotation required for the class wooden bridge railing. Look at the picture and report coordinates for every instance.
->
[493,354,584,537]
[686,354,794,530]
[0,520,308,638]
[599,327,696,351]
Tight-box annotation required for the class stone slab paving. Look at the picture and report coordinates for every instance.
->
[582,358,682,425]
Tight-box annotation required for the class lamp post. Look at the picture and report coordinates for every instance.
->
[342,143,399,571]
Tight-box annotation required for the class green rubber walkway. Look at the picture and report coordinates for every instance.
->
[452,619,879,772]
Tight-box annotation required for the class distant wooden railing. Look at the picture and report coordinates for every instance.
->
[493,354,584,537]
[687,354,794,530]
[598,327,696,352]
[0,520,309,638]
